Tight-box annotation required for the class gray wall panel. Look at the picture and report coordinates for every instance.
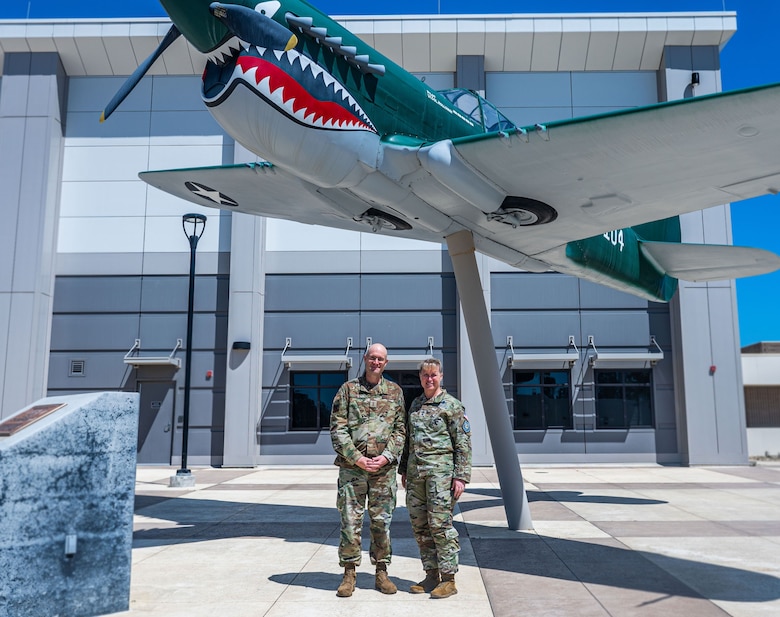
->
[579,280,649,309]
[360,312,455,349]
[361,274,456,310]
[172,388,225,427]
[264,312,358,349]
[265,274,360,311]
[53,276,142,313]
[150,77,205,111]
[67,76,153,113]
[571,71,658,107]
[139,313,228,349]
[48,351,130,390]
[580,311,651,347]
[486,72,572,107]
[149,110,224,136]
[50,314,140,351]
[140,275,228,313]
[414,72,455,90]
[648,304,673,347]
[491,273,580,309]
[500,106,574,127]
[491,311,582,348]
[65,110,152,138]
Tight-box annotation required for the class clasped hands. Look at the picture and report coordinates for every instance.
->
[356,455,389,472]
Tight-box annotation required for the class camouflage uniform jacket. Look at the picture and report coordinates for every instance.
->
[330,375,406,469]
[399,389,472,483]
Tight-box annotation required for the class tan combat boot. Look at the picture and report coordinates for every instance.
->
[375,562,397,594]
[430,573,457,599]
[336,564,356,597]
[409,569,440,594]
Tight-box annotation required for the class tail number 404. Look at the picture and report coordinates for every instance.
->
[603,229,625,251]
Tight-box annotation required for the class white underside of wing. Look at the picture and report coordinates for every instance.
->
[450,84,780,257]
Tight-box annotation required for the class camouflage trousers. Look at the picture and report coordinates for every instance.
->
[336,465,397,566]
[406,473,459,574]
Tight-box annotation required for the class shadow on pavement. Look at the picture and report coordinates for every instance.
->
[133,495,780,604]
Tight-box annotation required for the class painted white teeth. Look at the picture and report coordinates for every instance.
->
[213,41,374,131]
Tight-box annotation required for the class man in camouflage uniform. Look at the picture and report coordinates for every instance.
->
[400,357,472,599]
[330,343,406,597]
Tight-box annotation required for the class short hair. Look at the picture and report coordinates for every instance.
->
[418,357,442,373]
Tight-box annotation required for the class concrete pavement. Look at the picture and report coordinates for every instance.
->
[107,463,780,617]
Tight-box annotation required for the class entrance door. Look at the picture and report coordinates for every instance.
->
[137,381,175,464]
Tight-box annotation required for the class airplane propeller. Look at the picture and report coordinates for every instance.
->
[208,2,298,51]
[100,24,182,122]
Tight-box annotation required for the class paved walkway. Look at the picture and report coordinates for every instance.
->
[108,464,780,617]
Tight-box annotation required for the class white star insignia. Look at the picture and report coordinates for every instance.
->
[185,181,238,207]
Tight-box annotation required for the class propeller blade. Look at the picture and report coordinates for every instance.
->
[100,24,182,122]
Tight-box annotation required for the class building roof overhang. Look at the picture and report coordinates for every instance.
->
[0,12,736,77]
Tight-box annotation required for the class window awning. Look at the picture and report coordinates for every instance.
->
[281,337,353,369]
[588,336,664,367]
[124,339,182,368]
[507,335,579,368]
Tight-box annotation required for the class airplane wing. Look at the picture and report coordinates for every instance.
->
[139,161,446,244]
[447,83,780,259]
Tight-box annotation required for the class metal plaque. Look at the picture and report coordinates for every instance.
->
[0,403,67,437]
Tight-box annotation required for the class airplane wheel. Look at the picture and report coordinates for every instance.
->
[491,196,558,226]
[354,208,412,231]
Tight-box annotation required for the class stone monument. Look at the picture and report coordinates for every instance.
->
[0,391,139,617]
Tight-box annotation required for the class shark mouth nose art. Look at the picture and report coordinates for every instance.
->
[203,43,377,132]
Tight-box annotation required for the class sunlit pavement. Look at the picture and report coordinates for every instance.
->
[105,463,780,617]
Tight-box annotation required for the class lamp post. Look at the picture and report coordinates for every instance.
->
[174,213,206,487]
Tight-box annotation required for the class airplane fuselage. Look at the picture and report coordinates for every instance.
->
[196,0,493,190]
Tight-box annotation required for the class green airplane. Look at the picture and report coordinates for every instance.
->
[100,0,780,530]
[103,0,780,303]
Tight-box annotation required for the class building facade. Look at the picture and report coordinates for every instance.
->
[0,10,749,467]
[742,342,780,457]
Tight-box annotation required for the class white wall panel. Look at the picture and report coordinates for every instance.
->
[558,19,590,71]
[62,144,149,181]
[456,19,486,56]
[265,220,361,252]
[585,19,618,70]
[60,180,147,217]
[483,22,506,72]
[531,20,562,72]
[143,215,222,253]
[613,19,647,70]
[429,21,457,72]
[146,142,223,170]
[503,20,533,71]
[100,23,136,75]
[57,216,145,253]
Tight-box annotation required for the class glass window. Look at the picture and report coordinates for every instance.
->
[513,370,571,430]
[438,88,516,133]
[595,369,653,429]
[290,371,346,431]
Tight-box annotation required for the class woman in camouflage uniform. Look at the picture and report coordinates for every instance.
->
[400,357,472,599]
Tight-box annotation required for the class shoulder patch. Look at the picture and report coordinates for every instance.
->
[462,419,471,434]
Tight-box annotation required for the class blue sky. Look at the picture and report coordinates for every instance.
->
[3,1,779,345]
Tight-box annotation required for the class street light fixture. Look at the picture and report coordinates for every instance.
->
[174,213,206,486]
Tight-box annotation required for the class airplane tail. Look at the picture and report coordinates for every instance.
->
[633,216,780,282]
[559,216,780,302]
[639,240,780,282]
